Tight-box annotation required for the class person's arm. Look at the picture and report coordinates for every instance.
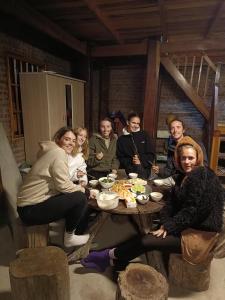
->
[140,132,155,168]
[116,138,132,170]
[50,153,84,194]
[87,137,102,168]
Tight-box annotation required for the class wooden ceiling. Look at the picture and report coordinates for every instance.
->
[1,0,225,57]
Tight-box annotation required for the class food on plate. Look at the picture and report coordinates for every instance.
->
[111,181,133,199]
[131,184,145,194]
[98,177,115,189]
[136,194,149,205]
[129,178,147,185]
[125,196,137,208]
[101,178,114,183]
[96,191,119,210]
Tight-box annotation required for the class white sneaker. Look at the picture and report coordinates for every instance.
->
[64,232,90,247]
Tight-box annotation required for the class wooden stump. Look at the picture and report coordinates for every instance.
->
[117,263,168,300]
[16,219,49,249]
[9,246,70,300]
[169,254,211,291]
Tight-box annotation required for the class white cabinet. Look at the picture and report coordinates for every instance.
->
[20,72,85,163]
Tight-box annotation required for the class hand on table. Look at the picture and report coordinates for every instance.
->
[133,154,141,165]
[151,225,167,238]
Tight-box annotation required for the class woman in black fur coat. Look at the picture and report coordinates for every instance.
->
[81,136,224,272]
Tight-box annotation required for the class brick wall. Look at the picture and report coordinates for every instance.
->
[92,60,225,154]
[0,32,72,165]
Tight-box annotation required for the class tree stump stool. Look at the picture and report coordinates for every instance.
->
[116,263,168,300]
[17,218,49,249]
[169,254,211,291]
[214,212,225,258]
[9,246,70,300]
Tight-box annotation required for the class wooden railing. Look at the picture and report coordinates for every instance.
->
[169,53,217,101]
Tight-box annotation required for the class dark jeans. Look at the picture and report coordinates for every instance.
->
[114,233,181,262]
[17,191,88,233]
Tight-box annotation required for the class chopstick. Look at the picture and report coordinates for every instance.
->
[77,169,96,179]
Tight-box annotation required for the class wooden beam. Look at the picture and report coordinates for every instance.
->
[143,40,161,141]
[204,1,225,38]
[0,0,87,55]
[161,57,209,120]
[92,38,225,57]
[83,0,124,44]
[158,0,168,42]
[203,54,217,72]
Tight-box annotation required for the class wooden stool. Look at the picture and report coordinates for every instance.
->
[116,263,168,300]
[169,254,211,291]
[17,219,49,249]
[9,246,70,300]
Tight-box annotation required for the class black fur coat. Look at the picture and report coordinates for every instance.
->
[160,166,224,236]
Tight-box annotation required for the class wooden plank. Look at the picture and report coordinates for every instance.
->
[203,54,217,72]
[0,0,86,55]
[158,0,168,42]
[143,40,160,142]
[161,57,209,120]
[92,39,225,57]
[204,1,225,38]
[83,0,124,44]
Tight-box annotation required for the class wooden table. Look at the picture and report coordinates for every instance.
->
[67,182,165,263]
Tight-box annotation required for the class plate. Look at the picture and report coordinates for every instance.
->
[129,178,147,185]
[131,184,146,194]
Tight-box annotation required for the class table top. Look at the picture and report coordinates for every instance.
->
[88,180,165,215]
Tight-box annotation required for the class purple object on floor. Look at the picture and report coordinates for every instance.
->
[81,249,110,272]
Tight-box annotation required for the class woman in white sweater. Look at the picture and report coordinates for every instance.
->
[68,127,89,186]
[17,127,90,248]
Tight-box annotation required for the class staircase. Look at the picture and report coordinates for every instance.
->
[161,53,218,120]
[160,53,224,182]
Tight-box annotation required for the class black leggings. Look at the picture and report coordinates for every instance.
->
[114,233,181,262]
[17,191,88,232]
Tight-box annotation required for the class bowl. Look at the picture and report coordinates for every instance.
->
[108,173,117,179]
[89,189,100,199]
[128,172,138,179]
[96,191,119,210]
[153,179,164,187]
[89,179,99,188]
[99,177,115,189]
[150,192,163,202]
[136,194,149,205]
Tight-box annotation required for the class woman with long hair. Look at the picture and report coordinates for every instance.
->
[87,118,119,179]
[68,127,89,186]
[81,136,224,272]
[17,127,90,248]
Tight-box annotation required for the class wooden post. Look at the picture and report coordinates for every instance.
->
[169,254,211,291]
[117,263,168,300]
[143,39,160,144]
[9,246,70,300]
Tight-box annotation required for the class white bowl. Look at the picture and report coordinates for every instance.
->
[153,179,164,187]
[96,191,119,210]
[136,194,149,205]
[150,192,163,202]
[99,177,115,189]
[108,173,117,179]
[128,173,138,179]
[89,179,99,188]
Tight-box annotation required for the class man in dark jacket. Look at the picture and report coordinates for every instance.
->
[117,112,155,179]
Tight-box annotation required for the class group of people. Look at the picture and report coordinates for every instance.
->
[17,112,224,273]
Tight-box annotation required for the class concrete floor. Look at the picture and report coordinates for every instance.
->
[1,217,225,300]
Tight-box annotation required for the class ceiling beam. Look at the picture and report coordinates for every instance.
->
[204,0,225,38]
[158,0,168,42]
[0,0,87,55]
[83,0,124,44]
[92,38,225,57]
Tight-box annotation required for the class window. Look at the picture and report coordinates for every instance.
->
[7,56,45,138]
